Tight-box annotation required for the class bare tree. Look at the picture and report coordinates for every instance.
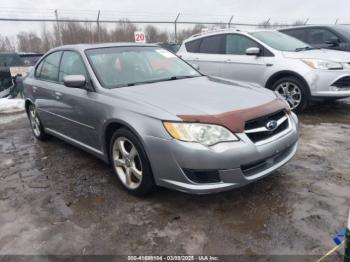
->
[110,20,138,42]
[175,24,204,42]
[0,35,15,52]
[144,25,169,43]
[17,32,42,53]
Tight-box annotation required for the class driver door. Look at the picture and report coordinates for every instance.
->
[215,33,267,85]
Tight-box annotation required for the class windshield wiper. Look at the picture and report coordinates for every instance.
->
[121,75,200,87]
[295,46,320,52]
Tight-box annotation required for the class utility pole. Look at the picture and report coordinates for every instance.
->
[174,13,180,44]
[96,10,101,42]
[54,9,62,45]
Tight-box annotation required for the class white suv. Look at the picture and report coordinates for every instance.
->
[177,29,350,112]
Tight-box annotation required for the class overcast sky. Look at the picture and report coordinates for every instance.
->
[1,0,350,38]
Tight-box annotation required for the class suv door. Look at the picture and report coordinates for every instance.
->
[51,50,100,150]
[215,33,268,84]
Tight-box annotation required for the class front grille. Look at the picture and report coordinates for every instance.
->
[183,169,221,184]
[332,76,350,88]
[241,145,293,177]
[245,110,289,143]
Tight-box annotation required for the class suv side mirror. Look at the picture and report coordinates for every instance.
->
[246,47,261,56]
[64,75,86,88]
[325,36,340,47]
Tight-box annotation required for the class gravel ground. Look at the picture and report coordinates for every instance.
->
[0,99,349,260]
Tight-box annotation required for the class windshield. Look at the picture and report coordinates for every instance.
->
[251,31,311,52]
[85,46,200,88]
[334,25,350,38]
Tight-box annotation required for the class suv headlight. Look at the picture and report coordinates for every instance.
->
[301,59,343,70]
[163,122,239,146]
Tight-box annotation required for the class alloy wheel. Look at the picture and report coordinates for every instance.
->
[275,81,302,110]
[112,137,143,190]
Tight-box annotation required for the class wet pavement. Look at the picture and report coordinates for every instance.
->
[0,99,349,257]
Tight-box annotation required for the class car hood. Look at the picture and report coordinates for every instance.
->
[282,49,350,62]
[112,76,277,117]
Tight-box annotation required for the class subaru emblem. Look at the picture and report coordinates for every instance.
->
[266,120,278,131]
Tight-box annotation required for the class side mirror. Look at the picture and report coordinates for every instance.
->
[190,63,200,71]
[63,75,86,88]
[246,47,261,56]
[325,36,340,47]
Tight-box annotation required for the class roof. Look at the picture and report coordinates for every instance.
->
[50,42,158,52]
[279,24,350,31]
[185,28,275,41]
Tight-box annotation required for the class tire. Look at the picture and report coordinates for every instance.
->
[271,76,309,113]
[109,128,155,196]
[28,103,50,141]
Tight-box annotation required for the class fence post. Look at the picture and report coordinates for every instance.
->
[174,13,180,44]
[96,10,100,42]
[227,16,234,28]
[54,9,62,45]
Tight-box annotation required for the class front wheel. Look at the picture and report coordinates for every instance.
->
[271,76,309,113]
[109,128,155,196]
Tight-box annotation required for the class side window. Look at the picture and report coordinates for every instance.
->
[283,29,307,43]
[225,34,259,55]
[59,51,87,82]
[199,35,225,54]
[305,28,339,45]
[35,59,44,78]
[185,39,201,53]
[38,52,62,82]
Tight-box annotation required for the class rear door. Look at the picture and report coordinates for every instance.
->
[215,33,268,84]
[32,51,63,131]
[181,34,226,76]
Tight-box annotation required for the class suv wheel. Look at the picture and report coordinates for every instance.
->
[110,128,155,196]
[271,76,309,113]
[28,104,49,140]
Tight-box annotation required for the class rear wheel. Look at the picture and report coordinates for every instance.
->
[109,128,155,196]
[271,76,309,113]
[28,104,49,141]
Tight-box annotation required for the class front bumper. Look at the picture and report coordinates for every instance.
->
[144,113,299,194]
[306,69,350,98]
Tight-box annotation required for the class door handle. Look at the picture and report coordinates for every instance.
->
[225,59,232,63]
[32,86,38,93]
[55,92,62,100]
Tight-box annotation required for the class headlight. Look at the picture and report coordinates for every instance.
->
[301,59,343,70]
[163,122,239,146]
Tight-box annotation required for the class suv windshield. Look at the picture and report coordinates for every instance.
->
[251,31,311,52]
[333,25,350,38]
[86,46,200,88]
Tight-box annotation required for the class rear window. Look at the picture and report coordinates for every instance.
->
[199,35,225,54]
[185,39,201,53]
[36,51,62,82]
